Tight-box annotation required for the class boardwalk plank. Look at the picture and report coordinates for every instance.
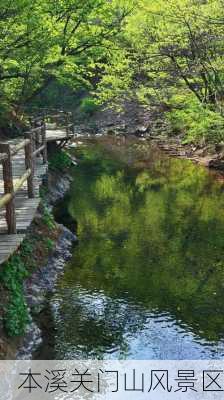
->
[0,234,25,264]
[0,128,70,265]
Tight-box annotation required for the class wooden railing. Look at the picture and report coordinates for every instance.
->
[44,111,74,137]
[27,108,74,138]
[0,110,74,234]
[0,119,46,234]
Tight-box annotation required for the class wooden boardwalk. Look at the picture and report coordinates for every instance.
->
[0,121,73,265]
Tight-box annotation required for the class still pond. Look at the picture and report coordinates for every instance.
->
[52,136,224,359]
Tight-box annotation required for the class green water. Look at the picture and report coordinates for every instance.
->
[52,137,224,359]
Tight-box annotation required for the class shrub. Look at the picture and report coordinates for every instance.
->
[48,150,72,171]
[42,207,56,230]
[20,239,34,257]
[45,238,54,251]
[0,255,29,336]
[79,96,99,116]
[166,93,224,144]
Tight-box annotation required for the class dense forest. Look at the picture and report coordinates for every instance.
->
[1,0,224,144]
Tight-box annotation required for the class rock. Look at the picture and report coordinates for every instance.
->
[135,125,149,136]
[47,172,73,204]
[116,123,126,131]
[18,226,77,359]
[195,148,205,157]
[16,165,77,359]
[209,157,224,170]
[137,125,148,132]
[106,129,115,135]
[215,142,224,153]
[105,122,115,127]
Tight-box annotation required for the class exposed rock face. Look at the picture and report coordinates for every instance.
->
[74,99,224,174]
[17,226,76,359]
[16,167,77,359]
[209,157,224,170]
[47,171,73,204]
[150,135,224,172]
[74,100,168,138]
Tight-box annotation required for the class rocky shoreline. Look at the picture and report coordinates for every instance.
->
[0,155,77,360]
[147,136,224,172]
[18,225,76,359]
[17,168,77,359]
[74,101,224,173]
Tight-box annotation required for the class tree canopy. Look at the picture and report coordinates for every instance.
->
[0,0,133,108]
[1,0,224,143]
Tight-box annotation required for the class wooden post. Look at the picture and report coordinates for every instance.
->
[32,120,40,155]
[35,123,40,155]
[25,133,35,198]
[65,113,70,137]
[41,120,47,164]
[0,143,16,234]
[71,112,74,135]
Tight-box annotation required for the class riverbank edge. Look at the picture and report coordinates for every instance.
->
[146,135,224,173]
[0,150,77,359]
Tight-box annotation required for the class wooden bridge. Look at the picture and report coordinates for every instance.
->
[0,111,74,265]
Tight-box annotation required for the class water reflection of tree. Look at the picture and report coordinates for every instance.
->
[54,288,147,359]
[57,141,224,356]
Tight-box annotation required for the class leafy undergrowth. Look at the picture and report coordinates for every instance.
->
[166,93,224,145]
[0,204,60,349]
[48,150,73,171]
